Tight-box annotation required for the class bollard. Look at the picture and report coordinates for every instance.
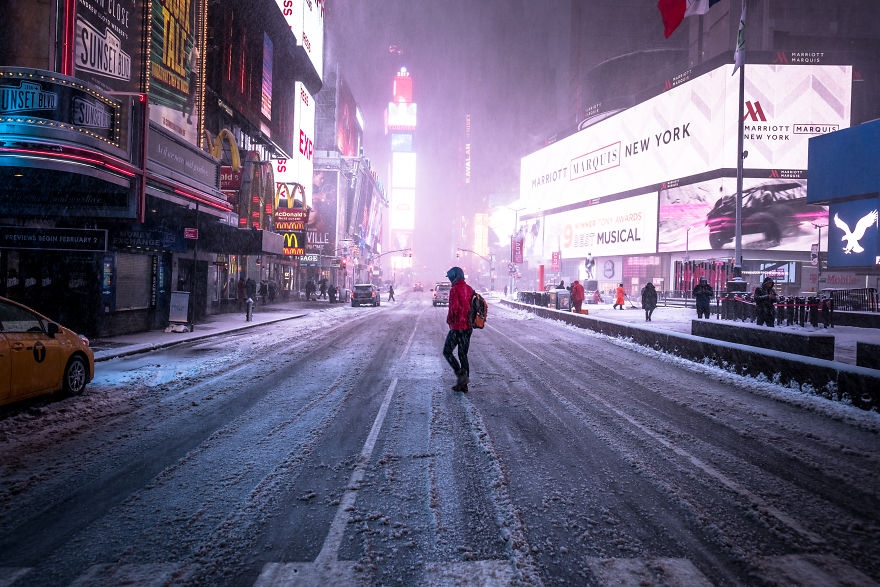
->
[821,297,833,328]
[808,296,819,327]
[246,297,254,322]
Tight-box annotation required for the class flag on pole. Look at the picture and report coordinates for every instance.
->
[657,0,721,38]
[732,1,747,74]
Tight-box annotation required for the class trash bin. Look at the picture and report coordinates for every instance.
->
[556,291,570,310]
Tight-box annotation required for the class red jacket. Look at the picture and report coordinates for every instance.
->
[446,279,474,330]
[570,280,585,302]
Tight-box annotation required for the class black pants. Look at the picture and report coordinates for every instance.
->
[443,328,472,376]
[696,304,710,319]
[756,307,775,327]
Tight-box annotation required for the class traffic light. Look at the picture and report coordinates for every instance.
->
[455,249,461,258]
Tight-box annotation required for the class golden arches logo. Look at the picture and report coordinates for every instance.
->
[275,182,305,210]
[283,232,300,248]
[204,128,241,172]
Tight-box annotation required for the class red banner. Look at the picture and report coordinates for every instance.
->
[511,235,524,264]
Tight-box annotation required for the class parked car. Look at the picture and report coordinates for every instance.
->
[433,282,451,306]
[0,296,95,406]
[351,283,381,307]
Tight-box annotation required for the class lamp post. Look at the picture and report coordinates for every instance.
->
[812,223,827,282]
[508,206,526,295]
[685,226,692,262]
[457,248,495,291]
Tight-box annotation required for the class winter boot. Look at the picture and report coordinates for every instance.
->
[452,369,469,392]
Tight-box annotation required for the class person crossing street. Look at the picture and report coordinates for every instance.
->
[442,266,474,392]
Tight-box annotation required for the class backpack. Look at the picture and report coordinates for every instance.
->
[469,291,488,329]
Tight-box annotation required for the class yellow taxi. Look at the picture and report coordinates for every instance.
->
[0,296,94,406]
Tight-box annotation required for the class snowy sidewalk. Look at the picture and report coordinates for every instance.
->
[90,300,322,362]
[528,301,879,366]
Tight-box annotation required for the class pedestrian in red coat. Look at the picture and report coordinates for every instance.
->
[443,266,475,392]
[570,280,585,313]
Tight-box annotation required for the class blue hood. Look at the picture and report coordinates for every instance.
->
[446,266,465,283]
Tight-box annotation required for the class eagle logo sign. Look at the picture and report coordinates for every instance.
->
[833,209,878,254]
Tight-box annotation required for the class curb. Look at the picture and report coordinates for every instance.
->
[502,299,880,411]
[94,313,305,362]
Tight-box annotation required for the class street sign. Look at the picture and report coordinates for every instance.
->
[184,228,199,239]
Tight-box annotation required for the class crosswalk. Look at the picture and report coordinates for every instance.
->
[3,554,877,586]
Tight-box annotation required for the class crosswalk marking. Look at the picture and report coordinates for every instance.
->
[3,554,875,586]
[254,559,515,586]
[68,563,194,586]
[254,561,357,586]
[584,558,713,586]
[0,568,30,587]
[754,554,879,586]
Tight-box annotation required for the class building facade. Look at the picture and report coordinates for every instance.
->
[0,0,324,336]
[506,0,880,298]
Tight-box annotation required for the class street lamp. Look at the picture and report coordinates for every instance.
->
[457,247,495,291]
[685,225,693,263]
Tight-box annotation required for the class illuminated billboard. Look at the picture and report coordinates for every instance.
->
[658,177,827,253]
[391,189,415,231]
[521,64,852,211]
[149,0,204,146]
[527,191,659,265]
[390,152,416,234]
[275,0,325,82]
[391,152,417,189]
[827,198,879,269]
[335,75,361,157]
[74,0,144,95]
[386,102,417,131]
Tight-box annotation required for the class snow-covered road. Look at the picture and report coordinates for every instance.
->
[1,292,878,586]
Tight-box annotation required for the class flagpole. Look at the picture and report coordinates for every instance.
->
[734,56,744,280]
[731,0,747,289]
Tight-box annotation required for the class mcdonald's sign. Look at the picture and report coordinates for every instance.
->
[282,231,305,256]
[204,128,242,172]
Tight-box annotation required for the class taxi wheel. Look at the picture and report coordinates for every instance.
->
[63,356,88,395]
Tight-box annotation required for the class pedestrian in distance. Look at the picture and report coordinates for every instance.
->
[557,280,566,289]
[613,283,626,310]
[237,274,246,311]
[388,284,395,302]
[754,277,778,327]
[641,282,658,322]
[693,276,714,319]
[592,289,604,304]
[442,266,475,392]
[245,277,257,305]
[570,280,585,313]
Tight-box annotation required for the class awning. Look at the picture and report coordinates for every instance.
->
[197,220,283,255]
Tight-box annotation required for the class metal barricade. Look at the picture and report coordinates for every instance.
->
[821,288,877,312]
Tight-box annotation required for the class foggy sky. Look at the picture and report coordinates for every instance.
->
[326,0,571,280]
